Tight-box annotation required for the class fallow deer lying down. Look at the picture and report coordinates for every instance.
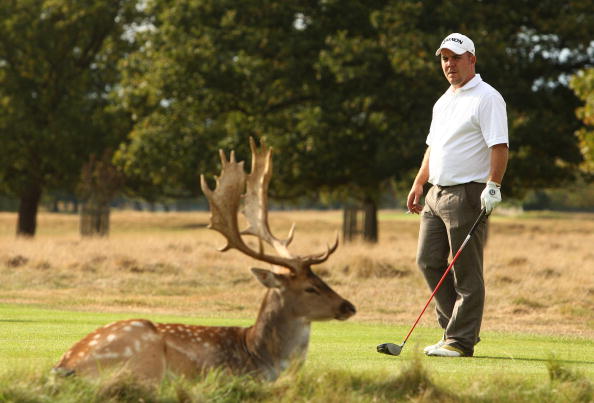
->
[53,139,356,382]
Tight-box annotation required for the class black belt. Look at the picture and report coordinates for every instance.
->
[435,182,484,189]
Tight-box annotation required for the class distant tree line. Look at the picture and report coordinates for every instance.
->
[1,0,594,237]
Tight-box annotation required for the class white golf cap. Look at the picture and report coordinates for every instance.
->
[435,33,475,56]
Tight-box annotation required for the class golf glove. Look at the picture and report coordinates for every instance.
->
[480,181,501,215]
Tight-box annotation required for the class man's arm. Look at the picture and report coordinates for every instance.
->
[407,147,430,214]
[488,143,508,184]
[481,143,509,214]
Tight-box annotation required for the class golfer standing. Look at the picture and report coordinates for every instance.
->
[406,33,509,357]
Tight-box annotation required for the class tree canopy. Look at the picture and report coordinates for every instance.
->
[570,67,594,174]
[0,0,141,235]
[115,0,437,203]
[2,0,594,237]
[115,0,594,205]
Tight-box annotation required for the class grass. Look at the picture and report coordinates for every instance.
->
[2,365,591,402]
[1,303,593,402]
[2,210,593,335]
[1,210,594,401]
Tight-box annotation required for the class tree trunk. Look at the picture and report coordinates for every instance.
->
[342,199,378,243]
[362,198,378,243]
[342,207,358,242]
[80,201,110,237]
[17,182,42,237]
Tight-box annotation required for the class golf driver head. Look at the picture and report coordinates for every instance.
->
[376,342,403,356]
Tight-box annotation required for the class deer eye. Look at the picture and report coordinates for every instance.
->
[305,287,320,295]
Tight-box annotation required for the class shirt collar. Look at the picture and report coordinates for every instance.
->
[449,74,482,93]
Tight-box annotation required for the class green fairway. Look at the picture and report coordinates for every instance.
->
[309,321,594,387]
[2,302,592,391]
[0,303,254,372]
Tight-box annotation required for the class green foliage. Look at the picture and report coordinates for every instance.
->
[0,0,141,233]
[2,0,594,221]
[523,178,594,211]
[115,0,594,205]
[570,67,594,174]
[0,0,132,191]
[115,0,432,202]
[404,0,594,198]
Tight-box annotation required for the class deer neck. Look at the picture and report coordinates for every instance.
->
[245,289,310,379]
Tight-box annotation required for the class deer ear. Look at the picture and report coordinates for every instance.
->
[251,268,285,289]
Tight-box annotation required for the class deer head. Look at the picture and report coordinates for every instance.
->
[200,138,356,323]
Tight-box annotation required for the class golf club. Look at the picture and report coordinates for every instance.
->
[377,207,487,356]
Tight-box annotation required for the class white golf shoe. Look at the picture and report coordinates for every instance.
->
[425,345,464,357]
[423,340,445,354]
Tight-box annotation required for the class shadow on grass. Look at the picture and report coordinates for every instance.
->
[0,319,35,323]
[474,355,594,366]
[175,223,208,230]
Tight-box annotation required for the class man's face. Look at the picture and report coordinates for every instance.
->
[440,49,476,89]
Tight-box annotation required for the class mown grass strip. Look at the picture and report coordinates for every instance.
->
[1,303,593,401]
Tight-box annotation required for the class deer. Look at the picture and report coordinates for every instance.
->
[52,138,356,383]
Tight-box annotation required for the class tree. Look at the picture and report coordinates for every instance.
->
[78,150,124,236]
[0,0,140,236]
[373,0,594,198]
[570,68,594,174]
[115,0,594,239]
[114,0,438,236]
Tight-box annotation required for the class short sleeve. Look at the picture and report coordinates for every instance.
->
[479,92,509,148]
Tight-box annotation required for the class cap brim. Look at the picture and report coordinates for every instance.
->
[435,44,468,56]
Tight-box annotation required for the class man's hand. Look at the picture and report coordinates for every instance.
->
[407,184,424,214]
[480,181,501,215]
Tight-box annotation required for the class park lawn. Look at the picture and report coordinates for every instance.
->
[1,303,592,396]
[308,321,594,386]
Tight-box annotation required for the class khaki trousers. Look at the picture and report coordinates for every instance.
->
[416,182,487,356]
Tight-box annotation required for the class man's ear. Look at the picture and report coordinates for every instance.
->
[251,268,285,289]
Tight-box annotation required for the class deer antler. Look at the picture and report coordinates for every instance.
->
[241,138,295,259]
[200,138,338,273]
[199,150,245,253]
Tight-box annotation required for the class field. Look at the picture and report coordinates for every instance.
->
[1,210,593,401]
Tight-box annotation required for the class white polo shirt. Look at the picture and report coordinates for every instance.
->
[426,74,508,186]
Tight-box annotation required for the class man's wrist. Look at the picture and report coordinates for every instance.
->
[487,180,501,187]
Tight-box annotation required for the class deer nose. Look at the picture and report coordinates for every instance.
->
[337,300,356,319]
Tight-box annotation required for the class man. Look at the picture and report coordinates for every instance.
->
[406,33,509,357]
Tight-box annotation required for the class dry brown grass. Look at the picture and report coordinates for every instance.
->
[1,210,593,337]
